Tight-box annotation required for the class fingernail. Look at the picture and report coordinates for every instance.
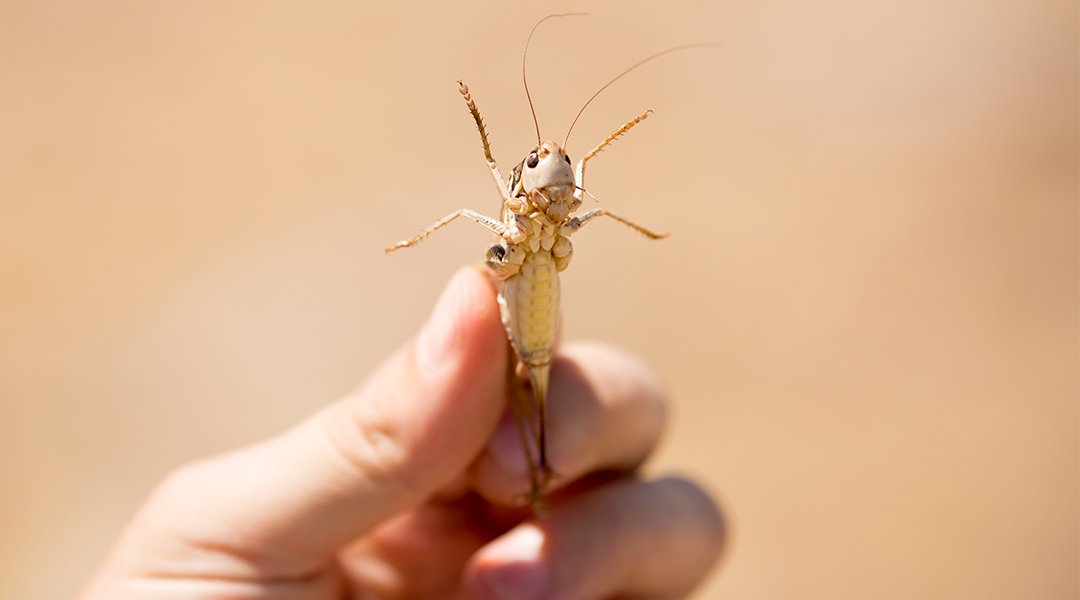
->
[417,269,467,369]
[481,526,550,600]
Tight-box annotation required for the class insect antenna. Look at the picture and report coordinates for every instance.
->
[523,13,587,146]
[563,42,721,148]
[576,185,599,203]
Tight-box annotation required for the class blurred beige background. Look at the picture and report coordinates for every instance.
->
[1,1,1076,598]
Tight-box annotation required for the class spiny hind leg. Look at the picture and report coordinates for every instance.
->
[526,373,559,496]
[561,208,669,239]
[508,357,561,509]
[505,350,545,505]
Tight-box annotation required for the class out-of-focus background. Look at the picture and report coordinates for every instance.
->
[1,1,1075,598]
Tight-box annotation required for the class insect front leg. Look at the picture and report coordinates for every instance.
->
[560,208,669,239]
[385,209,526,253]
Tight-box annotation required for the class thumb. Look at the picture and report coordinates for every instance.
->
[118,267,507,573]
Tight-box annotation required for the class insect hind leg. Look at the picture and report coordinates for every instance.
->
[505,350,548,509]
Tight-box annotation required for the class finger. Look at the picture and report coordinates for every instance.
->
[469,342,666,503]
[463,477,726,600]
[113,268,508,577]
[335,492,520,598]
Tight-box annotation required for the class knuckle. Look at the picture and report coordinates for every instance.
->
[316,401,423,502]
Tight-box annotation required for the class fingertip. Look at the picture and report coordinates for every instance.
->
[464,524,550,600]
[652,476,729,569]
[465,478,726,600]
[417,267,503,373]
[342,266,506,491]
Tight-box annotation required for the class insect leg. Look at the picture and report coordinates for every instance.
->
[573,110,652,204]
[561,208,669,239]
[522,361,554,486]
[458,81,512,205]
[384,209,523,252]
[506,346,547,507]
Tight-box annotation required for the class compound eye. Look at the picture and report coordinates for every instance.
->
[486,243,507,262]
[526,152,539,169]
[564,154,571,165]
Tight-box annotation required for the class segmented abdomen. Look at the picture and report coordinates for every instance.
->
[498,247,560,369]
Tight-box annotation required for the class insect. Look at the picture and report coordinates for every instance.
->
[387,14,709,508]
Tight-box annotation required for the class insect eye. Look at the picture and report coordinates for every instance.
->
[486,243,506,262]
[526,153,539,169]
[564,155,571,165]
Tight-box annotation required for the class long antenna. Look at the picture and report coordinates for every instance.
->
[523,13,587,146]
[563,42,720,148]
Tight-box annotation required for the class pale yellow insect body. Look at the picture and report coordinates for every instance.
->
[386,92,665,505]
[385,22,698,505]
[488,140,579,489]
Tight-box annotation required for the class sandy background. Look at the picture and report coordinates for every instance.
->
[1,1,1076,598]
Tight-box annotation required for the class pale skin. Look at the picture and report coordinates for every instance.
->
[79,268,726,600]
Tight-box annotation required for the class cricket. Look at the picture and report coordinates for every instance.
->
[387,14,708,508]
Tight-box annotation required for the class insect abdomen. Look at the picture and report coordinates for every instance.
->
[499,247,560,368]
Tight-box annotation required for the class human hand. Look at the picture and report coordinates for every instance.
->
[80,267,725,600]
